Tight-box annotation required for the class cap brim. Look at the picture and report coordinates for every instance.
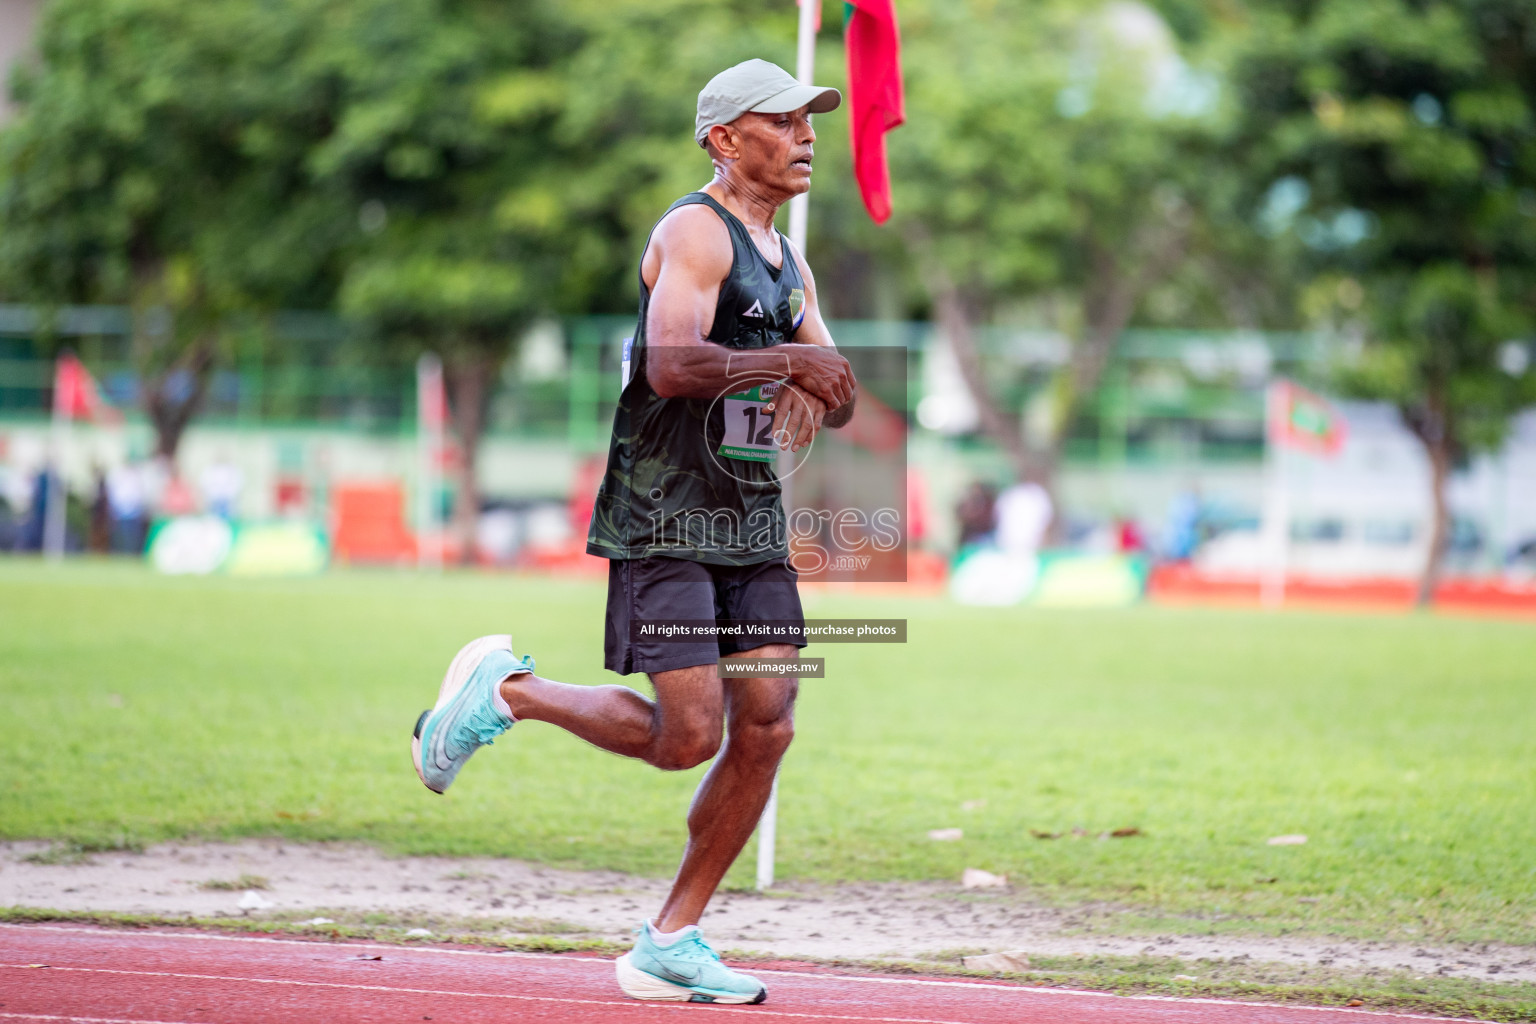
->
[749,84,842,115]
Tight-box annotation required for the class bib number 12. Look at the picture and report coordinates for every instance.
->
[719,382,784,463]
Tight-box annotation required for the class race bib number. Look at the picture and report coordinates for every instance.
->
[718,381,784,462]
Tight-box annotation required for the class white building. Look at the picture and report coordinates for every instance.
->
[0,0,43,122]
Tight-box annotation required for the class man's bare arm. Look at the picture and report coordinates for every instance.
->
[642,205,854,408]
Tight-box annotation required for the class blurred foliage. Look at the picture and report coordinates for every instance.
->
[306,0,800,547]
[325,0,806,343]
[890,0,1197,316]
[1,0,1533,557]
[813,0,1243,490]
[0,0,353,457]
[1225,0,1536,598]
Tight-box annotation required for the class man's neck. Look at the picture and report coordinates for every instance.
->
[703,175,785,235]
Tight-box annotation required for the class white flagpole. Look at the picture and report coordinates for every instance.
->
[785,0,817,253]
[1261,381,1288,608]
[43,358,69,561]
[417,353,444,571]
[757,0,820,893]
[755,772,781,891]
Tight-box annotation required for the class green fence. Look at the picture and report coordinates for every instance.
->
[0,304,1327,465]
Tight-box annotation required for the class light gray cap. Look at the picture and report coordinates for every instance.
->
[695,59,841,147]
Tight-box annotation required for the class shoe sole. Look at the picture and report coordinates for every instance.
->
[614,952,766,1004]
[411,634,521,793]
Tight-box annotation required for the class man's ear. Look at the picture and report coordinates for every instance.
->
[707,122,741,161]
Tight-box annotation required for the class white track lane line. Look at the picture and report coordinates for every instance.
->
[0,964,976,1024]
[0,924,1479,1023]
[1,1014,203,1024]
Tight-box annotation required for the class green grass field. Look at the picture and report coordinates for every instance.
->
[2,560,1533,945]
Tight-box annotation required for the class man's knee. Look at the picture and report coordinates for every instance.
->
[650,720,723,771]
[645,664,723,770]
[733,713,795,762]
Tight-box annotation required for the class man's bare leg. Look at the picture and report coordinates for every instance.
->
[499,663,726,770]
[654,644,797,931]
[499,643,797,930]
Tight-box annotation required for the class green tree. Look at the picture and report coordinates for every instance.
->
[1,0,800,550]
[325,0,796,556]
[1227,0,1536,603]
[0,0,350,461]
[489,0,803,315]
[875,0,1216,501]
[312,0,563,554]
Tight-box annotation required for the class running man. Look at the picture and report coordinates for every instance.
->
[411,59,857,1005]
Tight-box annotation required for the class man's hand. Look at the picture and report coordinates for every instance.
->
[765,382,828,452]
[823,392,856,429]
[789,345,854,408]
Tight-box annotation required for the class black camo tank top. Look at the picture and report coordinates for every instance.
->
[585,192,807,565]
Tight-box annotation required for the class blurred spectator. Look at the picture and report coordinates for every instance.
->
[89,466,112,553]
[1506,536,1536,582]
[1,461,30,518]
[954,480,997,549]
[1116,516,1146,554]
[0,463,30,550]
[274,478,307,517]
[995,476,1053,557]
[153,456,196,517]
[107,459,150,554]
[907,468,930,549]
[15,466,51,551]
[1164,486,1202,562]
[200,454,243,520]
[273,438,309,517]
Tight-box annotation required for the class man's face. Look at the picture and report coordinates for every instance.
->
[722,106,816,196]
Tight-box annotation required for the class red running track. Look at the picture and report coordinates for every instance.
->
[0,924,1466,1024]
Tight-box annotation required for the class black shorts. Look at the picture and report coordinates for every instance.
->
[604,555,806,675]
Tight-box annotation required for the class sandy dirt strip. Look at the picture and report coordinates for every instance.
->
[2,840,1531,985]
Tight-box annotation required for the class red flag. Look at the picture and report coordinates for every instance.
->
[53,352,119,423]
[844,0,904,224]
[1267,380,1347,457]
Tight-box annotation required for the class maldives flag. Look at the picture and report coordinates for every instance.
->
[417,353,447,430]
[845,0,904,223]
[1267,380,1346,457]
[53,352,119,423]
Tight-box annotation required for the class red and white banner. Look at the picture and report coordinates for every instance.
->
[1266,379,1346,457]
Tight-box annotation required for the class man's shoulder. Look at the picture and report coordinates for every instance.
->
[650,200,734,273]
[654,199,729,240]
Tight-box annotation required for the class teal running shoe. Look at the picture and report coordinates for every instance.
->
[615,922,766,1004]
[411,634,533,794]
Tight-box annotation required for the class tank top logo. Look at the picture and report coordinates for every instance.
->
[789,288,805,329]
[743,299,764,318]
